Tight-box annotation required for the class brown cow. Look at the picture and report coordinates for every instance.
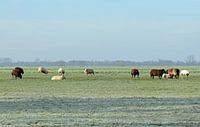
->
[11,67,24,79]
[166,68,180,79]
[131,69,139,78]
[150,69,166,79]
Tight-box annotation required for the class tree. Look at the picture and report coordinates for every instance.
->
[185,55,197,65]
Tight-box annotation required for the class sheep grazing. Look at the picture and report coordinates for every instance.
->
[15,67,24,74]
[84,68,94,75]
[58,68,65,75]
[130,68,139,78]
[150,69,166,79]
[51,74,65,81]
[166,68,180,79]
[11,67,24,79]
[162,74,170,79]
[180,70,190,77]
[38,67,48,74]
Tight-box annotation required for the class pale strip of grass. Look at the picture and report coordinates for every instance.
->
[0,97,200,126]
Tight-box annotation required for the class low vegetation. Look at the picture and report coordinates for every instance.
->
[0,66,200,126]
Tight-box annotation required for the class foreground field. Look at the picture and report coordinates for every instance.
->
[1,97,200,127]
[0,66,200,126]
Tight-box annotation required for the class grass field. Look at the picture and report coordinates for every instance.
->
[0,66,200,126]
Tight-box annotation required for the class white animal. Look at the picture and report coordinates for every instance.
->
[58,68,65,75]
[162,74,170,79]
[38,67,48,74]
[51,74,65,81]
[180,70,189,77]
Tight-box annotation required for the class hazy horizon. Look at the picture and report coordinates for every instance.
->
[0,0,200,62]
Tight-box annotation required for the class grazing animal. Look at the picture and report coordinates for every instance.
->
[11,67,24,79]
[180,70,189,77]
[51,74,65,81]
[150,69,166,79]
[14,67,24,74]
[84,68,94,75]
[58,68,65,75]
[38,67,48,74]
[130,69,139,78]
[166,68,180,79]
[162,74,170,79]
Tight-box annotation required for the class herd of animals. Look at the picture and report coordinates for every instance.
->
[131,68,189,79]
[11,67,95,80]
[10,67,190,80]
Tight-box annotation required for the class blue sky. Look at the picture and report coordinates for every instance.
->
[0,0,200,61]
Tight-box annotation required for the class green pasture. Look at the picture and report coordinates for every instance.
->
[0,66,200,126]
[0,66,199,98]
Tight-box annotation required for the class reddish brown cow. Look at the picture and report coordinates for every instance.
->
[150,69,165,79]
[131,69,139,78]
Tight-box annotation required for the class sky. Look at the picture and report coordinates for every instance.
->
[0,0,200,62]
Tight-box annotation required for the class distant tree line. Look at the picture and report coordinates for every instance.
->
[0,57,199,67]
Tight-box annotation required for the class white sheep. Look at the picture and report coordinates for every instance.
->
[51,74,65,81]
[38,67,48,74]
[162,74,170,79]
[58,68,65,75]
[180,70,189,77]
